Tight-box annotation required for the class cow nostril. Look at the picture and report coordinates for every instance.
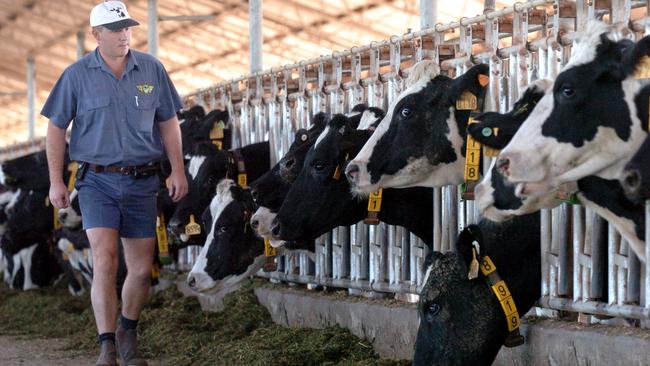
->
[250,219,259,230]
[345,163,359,181]
[284,158,295,169]
[497,158,510,175]
[622,169,641,193]
[187,276,196,289]
[59,212,67,220]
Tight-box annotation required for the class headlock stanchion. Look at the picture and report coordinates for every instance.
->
[179,0,650,325]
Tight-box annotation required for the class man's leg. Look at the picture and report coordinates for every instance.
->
[121,237,155,319]
[87,227,120,366]
[116,237,154,366]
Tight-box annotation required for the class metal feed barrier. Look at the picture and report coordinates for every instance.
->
[180,0,650,324]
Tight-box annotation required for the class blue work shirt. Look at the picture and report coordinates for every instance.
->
[41,48,183,166]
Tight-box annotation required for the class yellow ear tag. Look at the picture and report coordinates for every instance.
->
[478,74,490,87]
[263,239,277,272]
[238,174,248,188]
[483,127,500,157]
[53,207,61,230]
[468,241,480,280]
[367,188,383,212]
[185,214,202,236]
[156,214,171,264]
[210,121,225,140]
[456,91,477,110]
[634,56,650,80]
[67,162,78,192]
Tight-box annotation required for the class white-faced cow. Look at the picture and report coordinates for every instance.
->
[346,61,489,192]
[271,114,433,247]
[498,22,650,260]
[187,179,264,293]
[168,140,270,247]
[414,213,541,365]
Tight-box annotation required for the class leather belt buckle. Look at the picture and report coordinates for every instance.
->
[120,166,135,176]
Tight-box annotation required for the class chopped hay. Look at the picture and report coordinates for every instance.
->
[0,279,410,366]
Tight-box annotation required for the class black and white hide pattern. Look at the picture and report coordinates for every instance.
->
[271,114,434,247]
[468,79,575,222]
[346,61,489,192]
[168,140,270,247]
[621,134,650,202]
[187,179,264,293]
[414,213,540,366]
[498,22,650,261]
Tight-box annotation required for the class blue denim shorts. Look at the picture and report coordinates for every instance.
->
[75,170,159,238]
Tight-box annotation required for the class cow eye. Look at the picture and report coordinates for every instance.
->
[312,161,326,172]
[300,133,308,142]
[218,226,228,233]
[400,107,412,118]
[427,302,440,317]
[561,86,575,99]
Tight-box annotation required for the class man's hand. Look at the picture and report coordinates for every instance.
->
[49,180,70,209]
[167,169,188,202]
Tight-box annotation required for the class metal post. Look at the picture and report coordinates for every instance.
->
[419,0,438,30]
[27,57,35,141]
[148,0,159,58]
[76,31,85,59]
[249,0,263,73]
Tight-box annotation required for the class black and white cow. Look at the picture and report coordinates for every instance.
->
[468,79,575,221]
[180,107,231,153]
[0,150,50,191]
[187,179,264,292]
[414,212,541,365]
[497,22,650,260]
[621,134,650,202]
[1,188,61,290]
[271,114,433,247]
[168,140,270,247]
[346,61,489,192]
[250,105,384,248]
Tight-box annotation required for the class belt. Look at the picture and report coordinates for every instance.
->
[86,163,159,177]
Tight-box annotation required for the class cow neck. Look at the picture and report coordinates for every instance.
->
[465,226,525,348]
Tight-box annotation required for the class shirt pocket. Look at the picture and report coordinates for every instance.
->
[79,96,111,115]
[133,94,157,133]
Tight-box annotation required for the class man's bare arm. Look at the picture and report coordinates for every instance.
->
[158,115,188,202]
[46,121,69,208]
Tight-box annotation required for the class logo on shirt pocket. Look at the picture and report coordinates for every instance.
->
[137,83,154,94]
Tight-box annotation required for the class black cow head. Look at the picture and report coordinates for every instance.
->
[272,114,371,241]
[499,22,650,197]
[346,61,489,192]
[251,106,383,246]
[186,179,263,292]
[168,142,229,246]
[621,134,650,202]
[414,214,541,366]
[468,79,571,221]
[0,150,50,191]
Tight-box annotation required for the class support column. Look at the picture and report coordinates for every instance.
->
[27,56,35,141]
[76,31,85,59]
[419,0,437,30]
[148,0,159,58]
[249,0,263,73]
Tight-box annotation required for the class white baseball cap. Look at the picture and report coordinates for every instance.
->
[90,1,139,30]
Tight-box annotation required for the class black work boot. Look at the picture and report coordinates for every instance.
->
[116,326,148,366]
[96,340,117,366]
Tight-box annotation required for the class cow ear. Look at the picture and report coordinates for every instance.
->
[623,35,650,78]
[448,63,490,105]
[311,112,329,129]
[455,225,484,279]
[467,113,515,149]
